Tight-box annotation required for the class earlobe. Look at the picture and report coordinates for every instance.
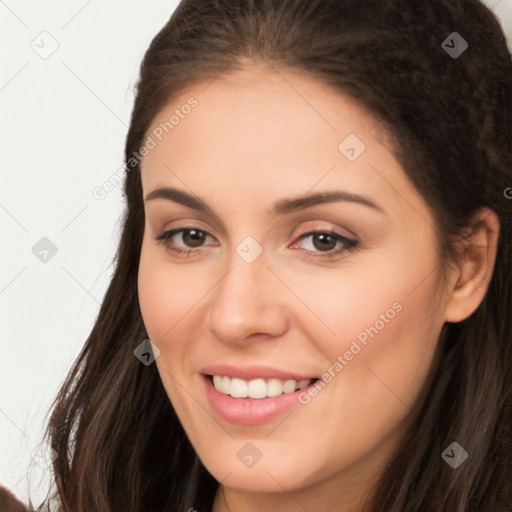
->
[444,207,500,323]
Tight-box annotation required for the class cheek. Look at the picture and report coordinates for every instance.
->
[137,244,205,343]
[283,239,443,417]
[280,255,439,356]
[296,230,440,343]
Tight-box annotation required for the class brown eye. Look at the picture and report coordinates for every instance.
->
[181,229,206,247]
[292,230,358,259]
[154,227,216,255]
[311,233,337,251]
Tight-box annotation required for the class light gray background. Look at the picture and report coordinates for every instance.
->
[1,0,511,505]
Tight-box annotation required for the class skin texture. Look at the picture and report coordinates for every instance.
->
[137,64,499,512]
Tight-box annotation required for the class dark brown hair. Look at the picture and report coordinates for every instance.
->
[36,0,512,510]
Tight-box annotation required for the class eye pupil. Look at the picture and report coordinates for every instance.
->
[313,233,336,251]
[183,229,205,247]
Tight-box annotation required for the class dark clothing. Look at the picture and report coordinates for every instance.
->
[0,486,31,512]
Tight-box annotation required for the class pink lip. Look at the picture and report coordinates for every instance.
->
[200,364,317,381]
[202,374,317,425]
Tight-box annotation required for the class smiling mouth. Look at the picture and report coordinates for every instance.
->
[207,374,320,399]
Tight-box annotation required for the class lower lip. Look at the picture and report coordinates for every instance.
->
[202,375,315,425]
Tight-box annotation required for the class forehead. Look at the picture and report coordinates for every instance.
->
[144,64,383,158]
[139,64,425,221]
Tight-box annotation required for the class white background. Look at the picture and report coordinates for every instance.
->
[1,0,511,505]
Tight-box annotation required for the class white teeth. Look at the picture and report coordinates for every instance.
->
[230,378,248,398]
[211,375,313,399]
[248,378,267,399]
[297,379,310,389]
[282,380,296,393]
[267,378,284,397]
[221,376,230,394]
[213,375,222,390]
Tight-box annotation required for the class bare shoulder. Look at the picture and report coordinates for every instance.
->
[0,485,31,512]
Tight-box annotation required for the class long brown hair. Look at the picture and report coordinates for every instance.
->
[38,1,512,510]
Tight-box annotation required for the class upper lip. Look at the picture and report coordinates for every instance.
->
[200,364,318,381]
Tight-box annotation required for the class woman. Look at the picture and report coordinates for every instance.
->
[17,0,512,510]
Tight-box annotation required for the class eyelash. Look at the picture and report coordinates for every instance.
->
[154,227,359,259]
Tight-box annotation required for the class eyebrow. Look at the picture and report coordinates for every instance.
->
[145,187,214,213]
[144,187,384,216]
[269,190,383,216]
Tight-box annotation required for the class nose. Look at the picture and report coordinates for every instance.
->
[206,254,289,345]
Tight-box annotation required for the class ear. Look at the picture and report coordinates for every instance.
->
[444,207,500,323]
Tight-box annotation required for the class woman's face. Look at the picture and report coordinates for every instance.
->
[138,65,452,504]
